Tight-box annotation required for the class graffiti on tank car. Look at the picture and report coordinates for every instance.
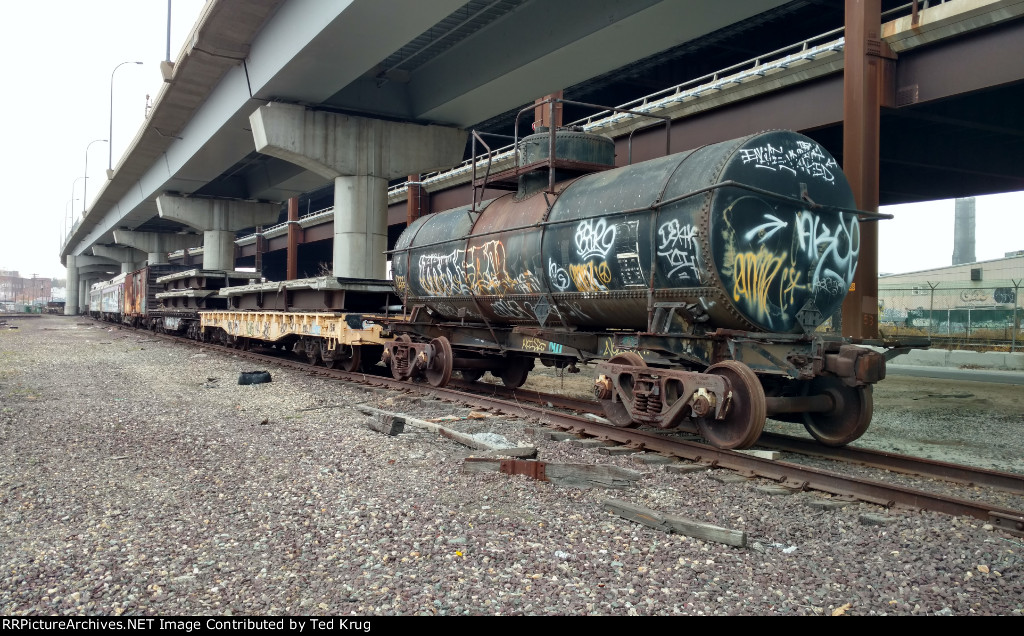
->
[743,214,789,244]
[568,261,612,293]
[556,301,592,322]
[429,301,461,318]
[739,140,838,183]
[521,337,549,353]
[794,210,859,294]
[417,240,538,297]
[491,298,533,320]
[574,218,616,259]
[548,259,571,292]
[731,247,802,328]
[393,275,408,295]
[657,219,699,281]
[418,251,468,296]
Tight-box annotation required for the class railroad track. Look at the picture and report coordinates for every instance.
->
[114,321,1024,537]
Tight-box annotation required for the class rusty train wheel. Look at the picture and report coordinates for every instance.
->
[499,356,534,388]
[338,345,362,373]
[802,378,873,447]
[304,338,321,366]
[424,337,453,387]
[389,335,412,381]
[695,360,766,450]
[598,352,647,428]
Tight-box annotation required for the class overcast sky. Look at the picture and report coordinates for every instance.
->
[0,0,206,280]
[0,1,1021,282]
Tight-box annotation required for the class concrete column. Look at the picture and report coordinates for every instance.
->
[250,103,467,279]
[65,255,79,315]
[334,175,388,279]
[79,278,89,314]
[203,230,237,272]
[155,197,279,272]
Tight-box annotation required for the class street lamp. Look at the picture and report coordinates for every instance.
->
[107,61,143,178]
[64,198,79,238]
[83,139,107,216]
[68,175,86,237]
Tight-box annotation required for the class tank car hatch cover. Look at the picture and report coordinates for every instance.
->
[709,131,858,333]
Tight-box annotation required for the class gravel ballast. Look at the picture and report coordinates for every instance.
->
[1,316,1021,616]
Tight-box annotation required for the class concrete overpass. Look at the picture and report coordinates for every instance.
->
[60,0,1024,337]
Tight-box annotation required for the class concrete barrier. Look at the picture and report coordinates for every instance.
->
[887,348,1024,371]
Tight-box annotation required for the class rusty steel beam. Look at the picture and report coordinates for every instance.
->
[841,0,894,339]
[406,174,425,227]
[254,225,265,274]
[534,91,563,129]
[286,197,299,281]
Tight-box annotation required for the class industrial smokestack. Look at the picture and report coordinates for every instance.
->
[952,197,976,266]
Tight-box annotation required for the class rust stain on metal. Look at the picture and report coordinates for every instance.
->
[499,459,548,481]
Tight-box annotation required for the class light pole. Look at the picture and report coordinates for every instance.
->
[64,198,79,238]
[108,61,143,178]
[83,139,107,216]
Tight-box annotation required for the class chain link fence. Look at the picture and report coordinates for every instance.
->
[878,281,1022,351]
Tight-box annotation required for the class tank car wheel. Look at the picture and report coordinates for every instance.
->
[460,369,484,382]
[599,352,646,428]
[500,356,534,388]
[802,378,873,447]
[695,361,766,450]
[424,337,454,388]
[389,335,413,381]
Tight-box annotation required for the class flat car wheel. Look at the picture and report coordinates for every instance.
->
[424,337,453,387]
[332,345,361,372]
[695,361,766,450]
[599,352,646,428]
[305,343,321,366]
[802,378,873,447]
[460,369,484,382]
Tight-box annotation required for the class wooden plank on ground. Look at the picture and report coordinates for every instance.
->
[365,413,405,436]
[356,404,536,456]
[602,498,746,548]
[462,458,642,488]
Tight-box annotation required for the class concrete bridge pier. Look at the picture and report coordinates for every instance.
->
[113,230,203,267]
[92,245,146,274]
[249,103,466,279]
[65,255,79,315]
[65,256,119,314]
[154,199,280,272]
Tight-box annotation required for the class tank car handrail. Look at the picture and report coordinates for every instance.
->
[385,179,891,256]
